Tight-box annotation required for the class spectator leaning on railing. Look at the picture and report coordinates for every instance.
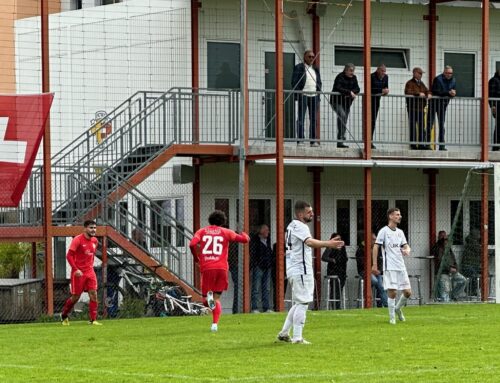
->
[404,67,431,150]
[489,68,500,151]
[427,66,456,151]
[330,63,360,149]
[371,64,389,149]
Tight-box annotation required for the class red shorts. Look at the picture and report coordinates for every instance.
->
[201,269,228,296]
[71,269,98,295]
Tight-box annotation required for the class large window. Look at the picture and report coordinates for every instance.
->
[444,52,475,97]
[207,42,240,89]
[357,200,409,243]
[450,200,464,245]
[151,199,172,247]
[336,200,351,246]
[335,46,408,69]
[469,200,495,245]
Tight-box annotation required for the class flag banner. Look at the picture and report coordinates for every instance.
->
[0,93,54,207]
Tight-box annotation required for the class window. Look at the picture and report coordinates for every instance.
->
[207,42,240,89]
[175,199,185,247]
[450,200,464,245]
[469,200,494,245]
[357,200,409,242]
[335,47,408,69]
[119,201,128,235]
[215,199,230,228]
[72,0,82,9]
[336,200,351,246]
[101,0,121,5]
[151,199,172,248]
[444,52,475,97]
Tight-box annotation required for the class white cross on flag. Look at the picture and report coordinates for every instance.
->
[0,93,54,207]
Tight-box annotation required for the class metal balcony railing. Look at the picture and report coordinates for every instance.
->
[248,90,497,150]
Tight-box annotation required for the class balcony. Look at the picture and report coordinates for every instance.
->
[245,90,500,161]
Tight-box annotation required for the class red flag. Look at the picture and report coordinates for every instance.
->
[0,93,54,207]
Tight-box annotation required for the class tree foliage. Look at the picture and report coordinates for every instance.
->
[0,243,30,278]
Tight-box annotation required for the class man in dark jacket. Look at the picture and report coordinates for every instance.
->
[427,66,456,151]
[321,233,348,309]
[356,232,387,307]
[371,64,389,148]
[489,68,500,151]
[404,67,431,150]
[291,50,322,146]
[330,63,360,148]
[250,224,274,312]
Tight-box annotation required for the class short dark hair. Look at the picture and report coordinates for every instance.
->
[294,200,311,215]
[84,220,97,227]
[387,208,400,220]
[208,210,227,227]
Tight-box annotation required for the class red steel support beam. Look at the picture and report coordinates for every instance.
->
[363,0,372,159]
[241,0,251,314]
[362,0,373,308]
[191,0,200,143]
[275,0,285,312]
[312,5,321,141]
[425,168,438,298]
[309,167,322,309]
[481,0,490,300]
[41,0,54,316]
[363,168,373,308]
[101,236,108,317]
[428,0,437,82]
[193,163,201,290]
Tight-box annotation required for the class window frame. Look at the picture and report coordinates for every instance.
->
[334,46,409,69]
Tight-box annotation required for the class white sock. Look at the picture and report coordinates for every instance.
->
[280,304,297,335]
[292,304,308,340]
[388,298,396,319]
[396,295,408,310]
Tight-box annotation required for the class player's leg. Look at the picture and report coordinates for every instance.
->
[62,271,85,323]
[383,271,398,324]
[395,270,411,322]
[86,270,101,325]
[278,276,299,342]
[290,274,314,344]
[204,269,228,332]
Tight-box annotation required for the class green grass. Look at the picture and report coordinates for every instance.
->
[0,304,499,382]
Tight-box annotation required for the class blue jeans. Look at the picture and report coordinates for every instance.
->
[372,274,387,307]
[251,267,271,311]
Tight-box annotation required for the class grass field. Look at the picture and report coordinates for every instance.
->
[0,304,499,383]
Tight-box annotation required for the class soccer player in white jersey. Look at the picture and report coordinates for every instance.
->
[277,200,344,344]
[372,207,412,325]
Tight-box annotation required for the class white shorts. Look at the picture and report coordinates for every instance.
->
[383,270,411,291]
[289,274,315,304]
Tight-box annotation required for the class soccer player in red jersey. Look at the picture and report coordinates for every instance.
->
[189,210,249,332]
[61,220,102,325]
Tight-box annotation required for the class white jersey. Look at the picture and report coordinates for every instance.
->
[285,219,313,277]
[376,225,408,271]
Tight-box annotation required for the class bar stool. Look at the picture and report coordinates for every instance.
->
[465,276,481,301]
[407,274,423,306]
[488,274,496,301]
[355,275,382,308]
[324,275,346,310]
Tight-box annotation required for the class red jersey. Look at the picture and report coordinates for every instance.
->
[66,233,98,272]
[189,226,249,272]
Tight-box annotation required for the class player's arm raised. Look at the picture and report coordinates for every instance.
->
[305,236,344,249]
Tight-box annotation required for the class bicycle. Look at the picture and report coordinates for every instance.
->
[152,285,210,316]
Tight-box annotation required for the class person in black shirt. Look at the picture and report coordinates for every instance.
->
[321,233,348,309]
[330,64,360,148]
[489,68,500,151]
[371,64,389,149]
